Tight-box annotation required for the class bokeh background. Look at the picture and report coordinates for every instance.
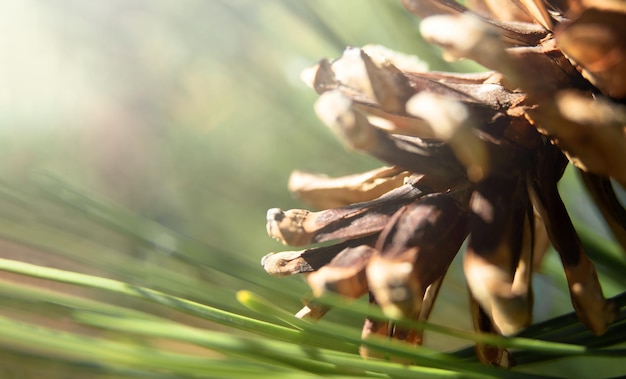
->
[0,1,624,378]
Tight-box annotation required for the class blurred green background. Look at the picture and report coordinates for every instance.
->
[0,1,624,378]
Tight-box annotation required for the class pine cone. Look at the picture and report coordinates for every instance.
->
[262,0,626,367]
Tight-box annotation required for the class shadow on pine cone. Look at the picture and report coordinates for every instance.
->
[261,0,626,367]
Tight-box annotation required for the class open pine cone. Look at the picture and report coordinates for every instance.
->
[261,0,626,366]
